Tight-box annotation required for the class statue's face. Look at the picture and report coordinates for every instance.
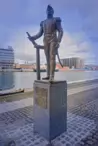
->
[46,9,54,16]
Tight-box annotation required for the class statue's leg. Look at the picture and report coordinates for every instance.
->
[50,42,56,80]
[43,44,50,80]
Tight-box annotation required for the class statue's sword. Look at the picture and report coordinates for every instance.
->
[26,32,41,80]
[56,49,63,68]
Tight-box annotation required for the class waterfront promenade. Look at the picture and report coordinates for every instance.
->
[0,81,98,145]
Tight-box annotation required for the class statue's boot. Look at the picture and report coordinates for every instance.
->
[49,75,54,81]
[42,76,49,80]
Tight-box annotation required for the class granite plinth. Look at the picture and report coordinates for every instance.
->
[33,80,67,141]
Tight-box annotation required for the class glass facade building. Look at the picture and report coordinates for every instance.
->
[0,46,14,69]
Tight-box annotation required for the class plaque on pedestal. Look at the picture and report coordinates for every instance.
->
[33,80,67,142]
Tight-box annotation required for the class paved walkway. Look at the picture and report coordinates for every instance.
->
[0,84,98,145]
[0,111,96,146]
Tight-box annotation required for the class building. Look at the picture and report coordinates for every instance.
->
[84,65,98,70]
[56,63,70,70]
[14,63,34,69]
[0,46,14,69]
[61,57,84,69]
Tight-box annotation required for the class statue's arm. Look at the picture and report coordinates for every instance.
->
[30,21,43,40]
[56,17,63,43]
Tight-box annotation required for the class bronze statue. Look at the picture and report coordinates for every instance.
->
[28,5,63,81]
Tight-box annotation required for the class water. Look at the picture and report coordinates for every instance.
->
[0,71,98,91]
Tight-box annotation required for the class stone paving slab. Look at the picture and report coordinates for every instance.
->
[0,112,96,146]
[70,99,98,122]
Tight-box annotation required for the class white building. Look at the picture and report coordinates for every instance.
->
[0,46,14,69]
[61,57,84,69]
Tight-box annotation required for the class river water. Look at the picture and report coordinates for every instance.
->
[0,71,98,90]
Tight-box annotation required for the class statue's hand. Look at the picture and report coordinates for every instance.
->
[28,36,34,42]
[56,42,60,49]
[34,44,40,49]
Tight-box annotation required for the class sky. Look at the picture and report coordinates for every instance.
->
[0,0,98,64]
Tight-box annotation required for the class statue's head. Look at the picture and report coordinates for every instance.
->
[46,5,54,18]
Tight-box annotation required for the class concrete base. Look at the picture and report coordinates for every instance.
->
[33,80,67,141]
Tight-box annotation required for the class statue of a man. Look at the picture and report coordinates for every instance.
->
[29,5,63,81]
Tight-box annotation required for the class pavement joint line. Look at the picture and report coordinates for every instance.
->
[67,77,98,84]
[68,83,98,95]
[69,98,98,113]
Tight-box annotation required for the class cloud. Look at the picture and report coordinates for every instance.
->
[1,0,97,64]
[5,25,92,64]
[41,0,98,59]
[5,26,45,62]
[74,42,90,53]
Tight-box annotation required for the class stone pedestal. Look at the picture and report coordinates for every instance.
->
[33,80,67,142]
